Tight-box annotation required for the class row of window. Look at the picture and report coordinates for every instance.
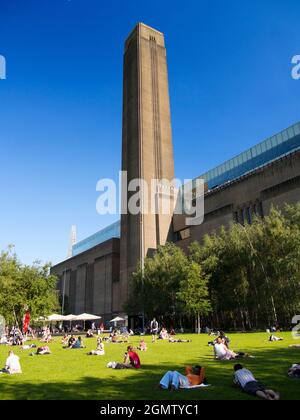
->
[234,202,264,225]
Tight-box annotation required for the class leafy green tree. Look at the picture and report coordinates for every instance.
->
[126,243,188,319]
[177,261,211,333]
[0,246,59,326]
[190,203,300,330]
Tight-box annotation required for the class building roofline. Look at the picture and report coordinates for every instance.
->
[204,148,300,197]
[51,237,120,271]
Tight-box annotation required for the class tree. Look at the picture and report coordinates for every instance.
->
[190,203,300,330]
[126,243,188,320]
[126,242,212,330]
[177,261,211,333]
[0,246,59,326]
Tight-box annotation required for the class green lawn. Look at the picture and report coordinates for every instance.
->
[0,332,299,400]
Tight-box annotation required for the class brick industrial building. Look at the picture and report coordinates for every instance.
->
[51,23,300,325]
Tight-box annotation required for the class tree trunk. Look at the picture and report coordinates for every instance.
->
[197,313,201,334]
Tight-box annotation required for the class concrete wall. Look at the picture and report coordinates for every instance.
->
[52,239,120,322]
[174,150,300,249]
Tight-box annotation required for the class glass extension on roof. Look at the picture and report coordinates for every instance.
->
[195,122,300,189]
[72,220,120,257]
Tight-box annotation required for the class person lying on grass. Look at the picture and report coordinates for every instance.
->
[169,338,192,343]
[30,346,51,356]
[269,335,284,342]
[214,337,252,360]
[234,364,280,400]
[107,346,141,369]
[159,366,206,390]
[0,351,22,375]
[289,344,300,349]
[88,338,105,356]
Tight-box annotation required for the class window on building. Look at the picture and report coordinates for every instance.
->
[234,201,263,225]
[175,228,191,242]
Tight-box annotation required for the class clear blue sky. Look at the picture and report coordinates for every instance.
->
[0,0,299,265]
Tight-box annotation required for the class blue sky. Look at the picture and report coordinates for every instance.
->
[0,0,299,265]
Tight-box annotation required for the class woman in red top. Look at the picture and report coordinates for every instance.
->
[127,347,141,369]
[114,346,141,369]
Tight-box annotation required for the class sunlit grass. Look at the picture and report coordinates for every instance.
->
[0,332,299,400]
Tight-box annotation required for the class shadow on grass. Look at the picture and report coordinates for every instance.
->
[0,347,299,400]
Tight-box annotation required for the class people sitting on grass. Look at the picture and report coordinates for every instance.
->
[269,334,284,342]
[234,364,280,400]
[0,351,22,375]
[288,363,300,379]
[107,346,141,369]
[159,366,206,390]
[111,330,129,344]
[159,328,169,340]
[88,338,105,356]
[137,339,147,352]
[40,327,52,343]
[214,337,251,360]
[66,335,76,348]
[71,336,85,349]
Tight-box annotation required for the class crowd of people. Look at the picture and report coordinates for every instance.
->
[1,319,299,400]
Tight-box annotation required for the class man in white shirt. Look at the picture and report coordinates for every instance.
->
[150,318,159,343]
[234,364,279,400]
[0,351,22,374]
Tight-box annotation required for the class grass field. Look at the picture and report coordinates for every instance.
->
[0,332,299,400]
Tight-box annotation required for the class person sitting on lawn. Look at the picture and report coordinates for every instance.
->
[108,346,141,369]
[63,335,76,348]
[214,337,251,360]
[88,338,105,356]
[234,364,280,400]
[219,331,230,347]
[86,329,94,338]
[71,336,85,349]
[269,334,284,342]
[61,335,69,346]
[288,363,300,379]
[111,331,128,344]
[0,351,22,374]
[159,328,169,340]
[214,337,238,360]
[138,339,147,352]
[159,366,206,390]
